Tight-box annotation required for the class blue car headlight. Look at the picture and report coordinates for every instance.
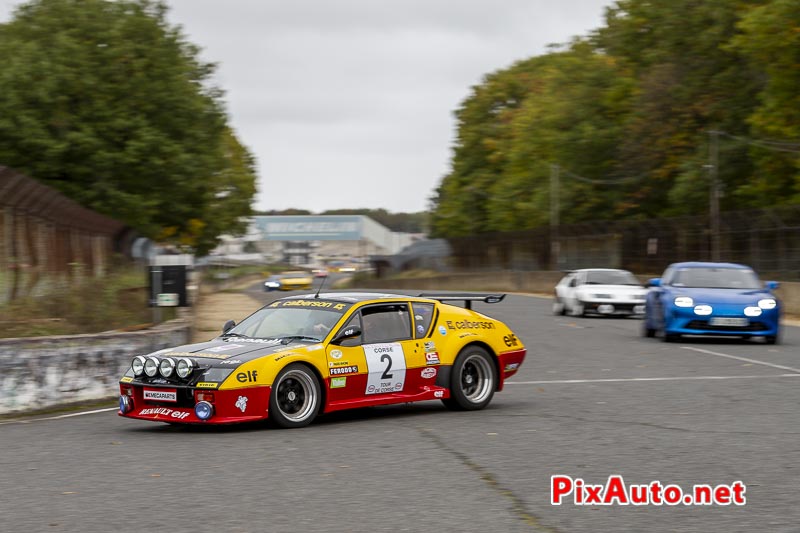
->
[744,306,762,317]
[694,305,712,315]
[758,298,776,310]
[674,296,693,307]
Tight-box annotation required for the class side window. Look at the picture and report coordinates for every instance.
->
[411,302,434,339]
[362,304,412,344]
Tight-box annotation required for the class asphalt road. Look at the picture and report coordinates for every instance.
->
[2,286,798,532]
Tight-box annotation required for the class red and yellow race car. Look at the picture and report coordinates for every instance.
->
[118,292,526,428]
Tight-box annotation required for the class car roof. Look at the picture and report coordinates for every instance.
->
[287,292,414,304]
[669,261,751,270]
[566,268,631,273]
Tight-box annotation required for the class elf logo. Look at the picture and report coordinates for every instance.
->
[236,370,258,383]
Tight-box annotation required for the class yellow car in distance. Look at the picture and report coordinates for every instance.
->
[276,271,314,291]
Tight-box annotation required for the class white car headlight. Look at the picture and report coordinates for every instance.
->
[758,298,776,310]
[674,296,694,307]
[693,305,712,315]
[744,306,762,317]
[265,281,280,288]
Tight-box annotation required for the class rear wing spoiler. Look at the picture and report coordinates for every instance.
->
[418,293,506,310]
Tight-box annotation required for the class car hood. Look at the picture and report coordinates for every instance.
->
[670,287,775,305]
[153,337,320,367]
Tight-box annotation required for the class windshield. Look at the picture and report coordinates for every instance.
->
[671,268,761,289]
[585,270,641,286]
[228,303,348,340]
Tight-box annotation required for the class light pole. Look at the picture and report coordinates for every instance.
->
[708,130,721,261]
[550,163,560,268]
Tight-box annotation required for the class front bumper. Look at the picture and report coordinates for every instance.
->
[118,384,271,424]
[665,306,780,337]
[581,300,645,315]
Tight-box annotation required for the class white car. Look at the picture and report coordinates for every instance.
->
[553,268,647,317]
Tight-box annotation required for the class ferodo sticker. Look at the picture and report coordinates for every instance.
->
[143,388,177,402]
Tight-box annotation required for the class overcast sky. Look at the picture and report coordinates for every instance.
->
[0,0,614,214]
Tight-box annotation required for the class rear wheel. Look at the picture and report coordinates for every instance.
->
[269,363,321,428]
[442,346,497,411]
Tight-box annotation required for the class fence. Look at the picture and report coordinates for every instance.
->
[0,166,135,303]
[447,206,800,278]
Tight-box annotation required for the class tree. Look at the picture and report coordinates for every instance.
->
[0,0,257,254]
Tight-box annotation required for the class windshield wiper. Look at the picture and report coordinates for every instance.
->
[278,335,321,344]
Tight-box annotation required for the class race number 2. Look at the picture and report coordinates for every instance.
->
[364,343,406,395]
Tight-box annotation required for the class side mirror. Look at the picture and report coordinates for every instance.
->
[647,278,661,288]
[330,326,362,345]
[766,281,779,291]
[222,320,236,334]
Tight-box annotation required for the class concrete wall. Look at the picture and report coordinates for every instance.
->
[0,319,191,415]
[358,271,800,316]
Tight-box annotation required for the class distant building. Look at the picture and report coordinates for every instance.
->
[245,215,416,267]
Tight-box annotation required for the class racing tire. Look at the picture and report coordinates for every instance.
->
[269,363,321,428]
[571,301,586,317]
[643,322,656,338]
[765,334,780,345]
[442,346,497,411]
[552,298,566,316]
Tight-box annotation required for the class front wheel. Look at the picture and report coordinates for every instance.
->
[552,298,566,316]
[442,346,497,411]
[269,363,321,428]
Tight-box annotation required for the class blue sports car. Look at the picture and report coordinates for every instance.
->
[643,262,781,344]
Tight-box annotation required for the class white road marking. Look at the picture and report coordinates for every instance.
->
[506,374,800,385]
[682,346,800,374]
[0,407,117,425]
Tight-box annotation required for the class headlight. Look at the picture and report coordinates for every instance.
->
[119,395,133,414]
[674,296,694,307]
[265,281,280,288]
[744,306,762,317]
[693,305,712,315]
[195,401,214,421]
[131,356,146,377]
[144,357,160,377]
[159,357,176,378]
[176,358,195,379]
[758,298,776,310]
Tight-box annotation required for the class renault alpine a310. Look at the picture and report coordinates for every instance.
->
[118,292,526,428]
